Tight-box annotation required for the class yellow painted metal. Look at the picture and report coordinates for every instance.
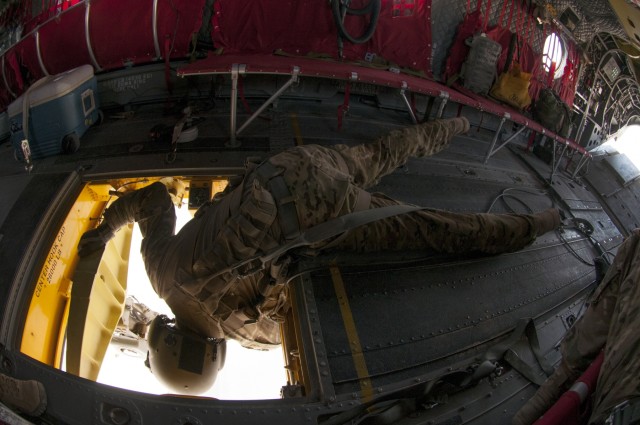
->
[330,263,374,402]
[20,183,112,366]
[66,225,132,380]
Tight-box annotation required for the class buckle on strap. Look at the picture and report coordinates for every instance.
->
[255,161,301,241]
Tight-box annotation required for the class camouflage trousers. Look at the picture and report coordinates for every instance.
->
[563,229,640,424]
[268,118,554,256]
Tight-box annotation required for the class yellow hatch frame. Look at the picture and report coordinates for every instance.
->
[20,182,115,367]
[19,177,228,381]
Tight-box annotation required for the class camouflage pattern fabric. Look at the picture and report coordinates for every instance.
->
[567,229,640,424]
[270,118,555,255]
[91,118,560,350]
[513,229,640,424]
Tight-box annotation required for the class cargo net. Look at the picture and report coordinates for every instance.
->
[431,0,546,80]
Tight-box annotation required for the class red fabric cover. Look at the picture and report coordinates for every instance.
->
[534,351,605,425]
[38,4,92,75]
[212,0,433,76]
[156,0,206,59]
[89,0,204,70]
[23,0,84,34]
[9,34,45,88]
[89,0,156,69]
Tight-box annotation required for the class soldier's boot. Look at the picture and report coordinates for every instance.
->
[0,372,47,416]
[532,208,561,236]
[512,364,573,425]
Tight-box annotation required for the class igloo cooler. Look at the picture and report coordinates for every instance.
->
[8,64,100,161]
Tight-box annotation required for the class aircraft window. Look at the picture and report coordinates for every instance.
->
[599,125,640,168]
[542,33,566,80]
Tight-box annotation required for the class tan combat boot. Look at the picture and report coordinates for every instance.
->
[0,373,47,416]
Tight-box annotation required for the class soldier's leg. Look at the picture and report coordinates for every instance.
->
[333,117,470,189]
[513,233,629,425]
[334,194,560,255]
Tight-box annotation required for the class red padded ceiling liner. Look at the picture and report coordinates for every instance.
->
[212,0,433,76]
[39,4,92,75]
[89,0,205,70]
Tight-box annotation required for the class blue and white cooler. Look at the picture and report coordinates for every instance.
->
[8,64,100,161]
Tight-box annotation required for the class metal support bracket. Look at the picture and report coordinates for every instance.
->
[484,113,521,164]
[236,66,301,137]
[35,32,48,76]
[400,81,417,124]
[571,153,591,179]
[227,63,246,147]
[84,1,102,71]
[550,141,569,183]
[436,91,449,119]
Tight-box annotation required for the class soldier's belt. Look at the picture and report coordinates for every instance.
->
[254,161,301,241]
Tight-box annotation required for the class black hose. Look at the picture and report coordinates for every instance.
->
[330,0,381,44]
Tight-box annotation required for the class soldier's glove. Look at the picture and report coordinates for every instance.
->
[77,223,115,257]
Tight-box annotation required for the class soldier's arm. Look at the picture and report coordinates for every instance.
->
[78,182,176,257]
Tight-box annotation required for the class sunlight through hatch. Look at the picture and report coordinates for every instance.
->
[601,124,640,170]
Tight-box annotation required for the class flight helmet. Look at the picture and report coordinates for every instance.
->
[146,314,226,395]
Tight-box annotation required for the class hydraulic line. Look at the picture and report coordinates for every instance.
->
[330,0,381,45]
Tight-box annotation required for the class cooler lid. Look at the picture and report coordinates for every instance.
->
[7,64,95,116]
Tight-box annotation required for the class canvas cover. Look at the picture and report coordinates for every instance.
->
[212,0,433,76]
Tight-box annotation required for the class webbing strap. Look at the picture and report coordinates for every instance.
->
[254,161,301,241]
[337,81,352,130]
[209,203,427,283]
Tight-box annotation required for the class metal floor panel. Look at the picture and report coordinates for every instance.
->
[305,236,599,395]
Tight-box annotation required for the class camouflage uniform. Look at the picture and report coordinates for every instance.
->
[80,118,560,350]
[513,229,640,424]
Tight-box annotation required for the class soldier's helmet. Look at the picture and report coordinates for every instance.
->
[145,314,226,395]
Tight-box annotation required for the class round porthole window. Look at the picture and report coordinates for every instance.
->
[543,33,567,79]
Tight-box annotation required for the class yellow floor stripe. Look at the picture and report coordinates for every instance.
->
[290,113,304,146]
[330,264,374,402]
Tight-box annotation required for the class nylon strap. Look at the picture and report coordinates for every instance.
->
[254,161,301,241]
[208,203,427,283]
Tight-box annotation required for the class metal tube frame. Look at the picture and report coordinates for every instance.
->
[227,64,245,147]
[152,0,161,60]
[483,113,517,164]
[436,91,449,119]
[2,56,15,98]
[35,31,48,76]
[550,141,569,183]
[236,66,301,136]
[571,154,590,178]
[84,1,102,71]
[399,81,417,124]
